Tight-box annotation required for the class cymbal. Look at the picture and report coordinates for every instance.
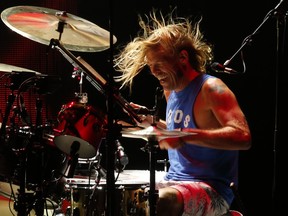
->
[0,63,41,74]
[54,135,96,158]
[121,125,193,141]
[1,6,117,52]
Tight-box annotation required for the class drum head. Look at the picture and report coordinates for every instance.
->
[54,135,97,158]
[98,170,167,187]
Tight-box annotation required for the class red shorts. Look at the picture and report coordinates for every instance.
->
[157,180,230,216]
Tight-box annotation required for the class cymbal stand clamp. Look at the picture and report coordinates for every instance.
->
[55,11,68,41]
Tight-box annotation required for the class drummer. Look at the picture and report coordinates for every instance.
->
[113,9,251,216]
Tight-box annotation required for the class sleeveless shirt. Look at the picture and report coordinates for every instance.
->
[165,73,238,205]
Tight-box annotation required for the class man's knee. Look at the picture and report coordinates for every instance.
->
[156,187,183,216]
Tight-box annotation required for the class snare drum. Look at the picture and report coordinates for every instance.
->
[61,177,148,216]
[61,177,96,216]
[64,170,166,216]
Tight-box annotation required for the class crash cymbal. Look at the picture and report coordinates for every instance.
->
[0,63,41,74]
[54,135,97,158]
[121,125,194,141]
[1,6,117,52]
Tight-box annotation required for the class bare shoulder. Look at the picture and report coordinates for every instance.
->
[203,77,230,94]
[201,77,237,106]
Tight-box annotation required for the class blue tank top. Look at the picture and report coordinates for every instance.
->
[165,73,237,205]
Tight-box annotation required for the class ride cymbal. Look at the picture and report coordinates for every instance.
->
[1,6,117,52]
[0,63,41,74]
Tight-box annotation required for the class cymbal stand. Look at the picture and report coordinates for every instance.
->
[14,135,46,216]
[145,87,163,216]
[146,135,158,216]
[14,128,34,216]
[0,93,15,144]
[15,78,47,216]
[0,79,30,216]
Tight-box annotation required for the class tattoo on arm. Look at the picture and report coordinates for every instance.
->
[209,83,226,94]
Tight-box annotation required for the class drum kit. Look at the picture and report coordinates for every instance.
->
[0,5,190,216]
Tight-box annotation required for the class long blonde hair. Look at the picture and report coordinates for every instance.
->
[113,9,213,90]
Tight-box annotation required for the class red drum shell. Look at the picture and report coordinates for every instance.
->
[53,102,107,158]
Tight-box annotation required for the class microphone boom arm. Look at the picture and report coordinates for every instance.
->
[222,1,288,70]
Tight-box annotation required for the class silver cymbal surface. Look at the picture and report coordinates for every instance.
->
[121,125,193,141]
[1,5,117,52]
[0,63,41,74]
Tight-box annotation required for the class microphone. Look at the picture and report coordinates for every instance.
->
[210,62,238,74]
[67,141,80,178]
[274,0,288,15]
[115,139,129,170]
[19,94,31,125]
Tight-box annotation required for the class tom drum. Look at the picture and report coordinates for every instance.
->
[53,101,107,159]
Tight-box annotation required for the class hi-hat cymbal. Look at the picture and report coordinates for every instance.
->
[121,125,194,141]
[1,6,117,52]
[0,63,41,74]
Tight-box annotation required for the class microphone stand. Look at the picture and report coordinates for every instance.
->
[214,0,287,213]
[271,1,287,212]
[218,1,288,71]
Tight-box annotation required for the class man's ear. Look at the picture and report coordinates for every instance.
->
[179,50,188,63]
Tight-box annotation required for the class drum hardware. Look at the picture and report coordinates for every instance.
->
[156,159,169,173]
[114,139,129,173]
[63,180,95,216]
[60,155,105,216]
[75,153,105,183]
[0,72,68,216]
[72,59,88,105]
[0,93,15,145]
[46,40,145,215]
[75,92,88,104]
[45,37,147,216]
[7,123,69,216]
[0,6,153,215]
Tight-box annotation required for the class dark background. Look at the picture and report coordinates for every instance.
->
[0,0,287,215]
